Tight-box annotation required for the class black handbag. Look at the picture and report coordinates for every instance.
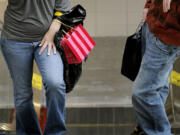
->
[54,4,86,26]
[54,4,86,93]
[121,23,143,81]
[54,34,83,93]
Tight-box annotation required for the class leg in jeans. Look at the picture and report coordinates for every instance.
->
[34,46,66,135]
[158,65,173,104]
[141,23,172,105]
[0,35,42,135]
[132,23,180,135]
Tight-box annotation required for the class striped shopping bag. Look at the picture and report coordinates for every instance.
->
[61,24,96,64]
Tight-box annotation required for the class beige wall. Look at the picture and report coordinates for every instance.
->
[0,0,145,36]
[72,0,145,37]
[0,0,7,23]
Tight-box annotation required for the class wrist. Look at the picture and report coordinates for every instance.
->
[49,21,61,33]
[53,19,62,24]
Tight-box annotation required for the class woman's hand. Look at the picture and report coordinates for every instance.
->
[163,0,172,13]
[39,21,61,56]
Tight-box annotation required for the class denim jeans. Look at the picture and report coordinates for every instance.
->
[132,23,180,135]
[0,34,66,135]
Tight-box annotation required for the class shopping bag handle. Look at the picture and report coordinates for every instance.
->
[62,30,71,38]
[53,19,76,31]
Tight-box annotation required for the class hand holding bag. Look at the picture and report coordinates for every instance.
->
[54,4,86,93]
[54,4,86,50]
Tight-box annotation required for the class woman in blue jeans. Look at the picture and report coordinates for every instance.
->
[0,0,71,135]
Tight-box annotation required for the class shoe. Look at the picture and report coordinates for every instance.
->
[130,126,147,135]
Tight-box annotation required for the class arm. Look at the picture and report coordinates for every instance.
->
[142,0,172,22]
[54,0,72,13]
[144,0,152,9]
[142,0,152,22]
[163,0,172,13]
[39,0,72,56]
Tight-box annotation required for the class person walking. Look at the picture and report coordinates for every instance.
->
[0,0,71,135]
[131,0,180,135]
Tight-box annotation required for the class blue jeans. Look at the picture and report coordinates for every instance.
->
[132,23,180,135]
[0,34,66,135]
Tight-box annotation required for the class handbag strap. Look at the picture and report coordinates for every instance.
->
[135,21,144,34]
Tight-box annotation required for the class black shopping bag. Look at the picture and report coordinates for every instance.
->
[121,25,142,81]
[54,4,86,93]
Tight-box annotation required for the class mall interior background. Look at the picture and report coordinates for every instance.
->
[0,0,180,135]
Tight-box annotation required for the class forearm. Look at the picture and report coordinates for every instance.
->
[144,0,152,8]
[48,20,61,36]
[47,0,71,38]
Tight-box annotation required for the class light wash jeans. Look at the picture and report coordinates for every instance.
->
[132,23,180,135]
[0,34,66,135]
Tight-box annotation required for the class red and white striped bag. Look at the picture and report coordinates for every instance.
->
[61,24,96,64]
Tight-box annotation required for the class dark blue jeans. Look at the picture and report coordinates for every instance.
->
[0,34,66,135]
[132,23,180,135]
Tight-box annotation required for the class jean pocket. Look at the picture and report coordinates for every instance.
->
[154,37,170,54]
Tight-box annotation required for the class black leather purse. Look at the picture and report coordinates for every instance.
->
[121,23,144,81]
[54,4,86,93]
